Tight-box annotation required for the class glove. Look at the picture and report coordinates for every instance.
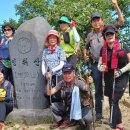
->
[114,69,122,78]
[70,20,76,27]
[98,64,106,72]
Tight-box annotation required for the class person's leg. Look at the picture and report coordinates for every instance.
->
[109,92,123,129]
[82,106,93,130]
[91,63,102,120]
[0,102,6,122]
[50,102,67,129]
[5,102,13,116]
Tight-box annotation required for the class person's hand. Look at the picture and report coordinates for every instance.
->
[46,71,52,80]
[0,39,4,46]
[84,55,89,62]
[98,64,106,72]
[114,69,122,78]
[112,0,118,7]
[87,76,93,84]
[70,20,76,27]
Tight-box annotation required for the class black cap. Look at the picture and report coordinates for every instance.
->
[62,63,75,72]
[91,12,102,21]
[103,26,116,35]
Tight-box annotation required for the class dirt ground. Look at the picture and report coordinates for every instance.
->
[5,88,130,130]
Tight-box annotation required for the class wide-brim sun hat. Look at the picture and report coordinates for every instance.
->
[58,16,71,24]
[45,30,60,46]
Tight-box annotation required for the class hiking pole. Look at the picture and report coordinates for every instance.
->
[110,70,116,126]
[47,67,52,105]
[89,83,95,130]
[129,72,130,97]
[101,72,105,127]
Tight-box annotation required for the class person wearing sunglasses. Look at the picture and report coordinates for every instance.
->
[98,25,130,130]
[58,15,80,69]
[0,23,15,85]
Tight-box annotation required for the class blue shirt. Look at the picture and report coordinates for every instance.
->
[0,36,11,60]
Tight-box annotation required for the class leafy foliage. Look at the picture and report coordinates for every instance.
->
[1,0,130,45]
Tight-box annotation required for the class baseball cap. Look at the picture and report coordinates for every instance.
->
[103,26,116,35]
[62,63,75,72]
[58,16,71,24]
[91,12,102,21]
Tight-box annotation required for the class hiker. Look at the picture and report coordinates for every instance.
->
[47,63,93,130]
[0,69,14,130]
[0,23,15,85]
[58,15,80,69]
[98,24,130,130]
[83,0,125,121]
[42,29,66,102]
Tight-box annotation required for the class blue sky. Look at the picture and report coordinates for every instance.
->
[0,0,22,25]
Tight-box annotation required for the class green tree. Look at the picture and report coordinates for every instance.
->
[2,0,130,45]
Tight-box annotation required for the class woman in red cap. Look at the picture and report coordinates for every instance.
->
[98,24,130,130]
[42,29,66,102]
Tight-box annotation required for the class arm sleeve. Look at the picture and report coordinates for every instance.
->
[42,60,46,76]
[52,61,65,74]
[42,51,46,76]
[72,27,80,43]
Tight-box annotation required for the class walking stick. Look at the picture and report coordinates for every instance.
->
[101,72,105,126]
[86,68,95,130]
[110,70,116,126]
[89,83,95,130]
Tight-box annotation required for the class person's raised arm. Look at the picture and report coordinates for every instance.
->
[112,0,125,26]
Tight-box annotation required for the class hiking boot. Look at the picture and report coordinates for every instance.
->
[50,120,63,129]
[0,123,5,130]
[59,120,77,129]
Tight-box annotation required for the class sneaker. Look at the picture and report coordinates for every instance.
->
[59,120,77,129]
[50,120,63,129]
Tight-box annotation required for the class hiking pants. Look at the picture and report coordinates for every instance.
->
[0,102,13,122]
[91,63,102,116]
[109,91,124,128]
[51,102,93,124]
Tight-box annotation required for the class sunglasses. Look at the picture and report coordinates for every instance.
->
[4,29,12,32]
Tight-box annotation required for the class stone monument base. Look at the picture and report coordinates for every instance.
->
[6,108,52,125]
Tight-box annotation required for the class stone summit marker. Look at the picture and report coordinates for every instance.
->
[9,17,51,109]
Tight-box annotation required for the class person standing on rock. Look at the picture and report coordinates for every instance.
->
[83,0,125,121]
[98,24,130,130]
[0,69,14,130]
